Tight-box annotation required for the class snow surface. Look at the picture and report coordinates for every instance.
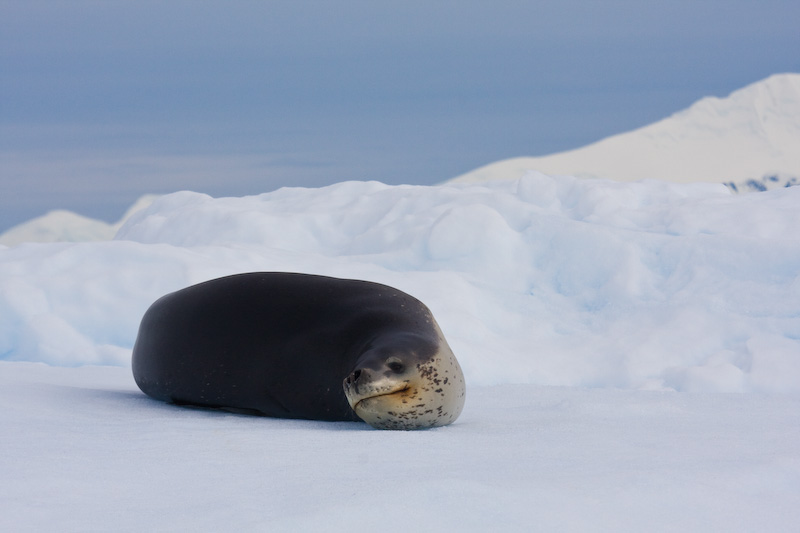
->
[2,362,799,532]
[450,73,800,187]
[2,175,800,530]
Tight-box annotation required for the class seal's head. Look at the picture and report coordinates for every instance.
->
[342,324,465,430]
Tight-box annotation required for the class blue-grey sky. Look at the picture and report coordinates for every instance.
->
[2,0,799,232]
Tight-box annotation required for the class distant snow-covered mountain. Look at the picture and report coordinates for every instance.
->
[450,73,800,191]
[4,75,798,245]
[0,195,159,246]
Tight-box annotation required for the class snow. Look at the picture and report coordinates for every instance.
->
[3,363,799,532]
[2,175,800,530]
[450,73,800,188]
[4,176,799,393]
[0,195,159,246]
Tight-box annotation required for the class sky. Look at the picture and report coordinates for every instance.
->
[2,0,799,232]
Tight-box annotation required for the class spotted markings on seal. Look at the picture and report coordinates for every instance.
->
[343,318,465,430]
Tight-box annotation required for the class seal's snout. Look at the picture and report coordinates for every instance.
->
[344,369,363,393]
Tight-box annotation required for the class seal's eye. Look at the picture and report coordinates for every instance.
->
[386,359,405,373]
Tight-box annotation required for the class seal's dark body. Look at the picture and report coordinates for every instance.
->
[132,272,438,422]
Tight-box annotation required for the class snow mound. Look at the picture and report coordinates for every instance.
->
[0,194,159,246]
[2,177,799,394]
[450,73,800,187]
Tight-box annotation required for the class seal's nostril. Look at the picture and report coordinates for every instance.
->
[345,369,362,387]
[345,369,363,393]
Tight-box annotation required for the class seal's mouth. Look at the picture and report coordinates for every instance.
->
[352,385,410,411]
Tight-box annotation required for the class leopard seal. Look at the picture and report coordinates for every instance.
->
[131,272,465,430]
